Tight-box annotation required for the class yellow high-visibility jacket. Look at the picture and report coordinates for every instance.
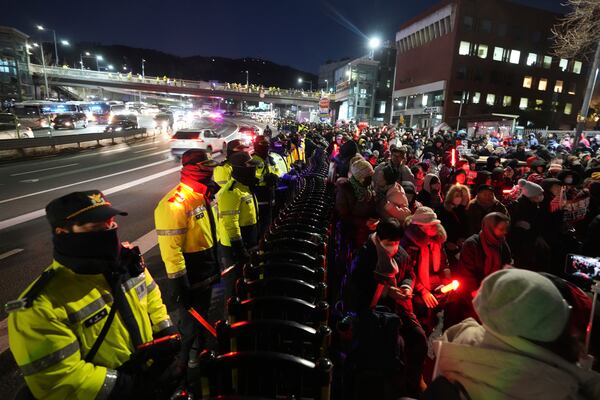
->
[213,161,233,188]
[252,154,281,186]
[154,183,217,280]
[270,153,289,176]
[216,179,257,246]
[8,261,171,400]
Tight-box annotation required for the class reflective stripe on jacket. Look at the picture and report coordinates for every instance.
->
[8,261,171,400]
[154,183,217,279]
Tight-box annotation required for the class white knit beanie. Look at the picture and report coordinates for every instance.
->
[518,178,543,198]
[474,269,571,342]
[350,159,374,183]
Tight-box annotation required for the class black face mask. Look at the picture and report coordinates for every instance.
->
[254,144,269,159]
[232,165,258,188]
[53,228,121,274]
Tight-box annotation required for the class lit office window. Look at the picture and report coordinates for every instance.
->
[422,94,429,106]
[543,56,552,69]
[519,97,528,110]
[472,92,481,104]
[559,58,569,71]
[523,76,533,89]
[564,103,572,115]
[486,94,495,105]
[535,99,544,110]
[477,44,488,59]
[379,101,386,114]
[526,53,538,66]
[509,50,521,64]
[503,96,512,107]
[573,61,582,74]
[459,41,470,55]
[554,80,563,93]
[568,82,576,95]
[493,46,504,61]
[538,78,548,91]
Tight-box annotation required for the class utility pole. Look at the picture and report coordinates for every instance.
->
[575,41,600,147]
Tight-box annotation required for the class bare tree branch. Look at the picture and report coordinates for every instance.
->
[552,0,600,59]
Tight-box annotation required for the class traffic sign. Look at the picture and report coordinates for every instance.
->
[424,106,440,114]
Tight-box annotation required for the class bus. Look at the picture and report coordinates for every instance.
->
[76,101,125,124]
[11,101,88,132]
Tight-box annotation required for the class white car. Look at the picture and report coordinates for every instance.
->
[170,128,237,158]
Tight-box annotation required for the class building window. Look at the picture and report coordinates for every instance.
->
[523,76,533,89]
[459,41,470,55]
[379,101,386,114]
[559,58,569,71]
[535,99,544,111]
[480,19,492,33]
[486,93,496,105]
[564,103,572,115]
[503,95,512,107]
[509,50,521,64]
[456,66,467,79]
[477,44,488,59]
[493,46,504,61]
[543,55,552,69]
[538,78,548,91]
[554,80,564,93]
[526,53,538,66]
[573,60,582,74]
[472,92,481,104]
[463,16,473,31]
[568,82,576,95]
[497,23,507,37]
[422,94,430,107]
[519,97,528,110]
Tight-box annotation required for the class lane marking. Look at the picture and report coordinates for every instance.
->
[0,248,24,261]
[10,163,79,177]
[20,179,40,183]
[134,147,159,154]
[0,165,180,231]
[0,159,173,205]
[37,150,170,181]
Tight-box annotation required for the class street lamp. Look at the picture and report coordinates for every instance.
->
[96,55,103,71]
[61,40,70,46]
[36,24,60,66]
[107,64,114,71]
[453,98,465,131]
[141,58,146,79]
[324,79,329,92]
[298,77,313,91]
[30,42,49,99]
[368,37,381,59]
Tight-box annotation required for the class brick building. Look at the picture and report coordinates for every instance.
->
[391,0,587,135]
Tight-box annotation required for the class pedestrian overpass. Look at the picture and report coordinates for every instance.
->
[29,64,320,107]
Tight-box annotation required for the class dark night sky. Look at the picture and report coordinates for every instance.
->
[1,0,566,73]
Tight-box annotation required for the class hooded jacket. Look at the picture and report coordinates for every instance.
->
[435,318,600,400]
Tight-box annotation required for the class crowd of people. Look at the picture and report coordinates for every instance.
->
[319,120,600,398]
[6,115,600,399]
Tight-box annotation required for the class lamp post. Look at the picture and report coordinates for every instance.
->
[96,55,103,71]
[324,79,329,92]
[368,37,381,59]
[244,70,249,92]
[36,25,60,66]
[453,97,465,132]
[141,58,146,79]
[31,43,49,99]
[298,77,313,91]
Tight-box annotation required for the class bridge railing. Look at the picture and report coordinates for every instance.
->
[30,64,322,100]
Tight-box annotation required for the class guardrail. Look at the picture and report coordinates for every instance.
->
[30,64,322,100]
[0,128,149,151]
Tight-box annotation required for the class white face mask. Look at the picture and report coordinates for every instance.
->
[564,177,573,185]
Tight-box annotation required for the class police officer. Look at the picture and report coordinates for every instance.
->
[213,139,250,190]
[8,191,176,400]
[252,135,280,236]
[154,149,219,369]
[216,151,259,264]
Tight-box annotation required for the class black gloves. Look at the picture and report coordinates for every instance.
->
[230,239,250,264]
[264,172,279,187]
[170,274,191,309]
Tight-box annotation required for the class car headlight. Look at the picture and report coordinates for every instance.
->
[65,121,71,126]
[115,127,123,132]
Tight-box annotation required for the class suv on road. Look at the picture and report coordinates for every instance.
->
[53,112,88,130]
[104,114,138,133]
[170,128,229,159]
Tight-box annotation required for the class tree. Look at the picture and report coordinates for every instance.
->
[552,0,600,141]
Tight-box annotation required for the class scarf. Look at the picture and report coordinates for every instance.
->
[232,165,258,188]
[404,223,444,291]
[349,175,372,202]
[181,163,213,191]
[479,217,504,277]
[53,228,121,274]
